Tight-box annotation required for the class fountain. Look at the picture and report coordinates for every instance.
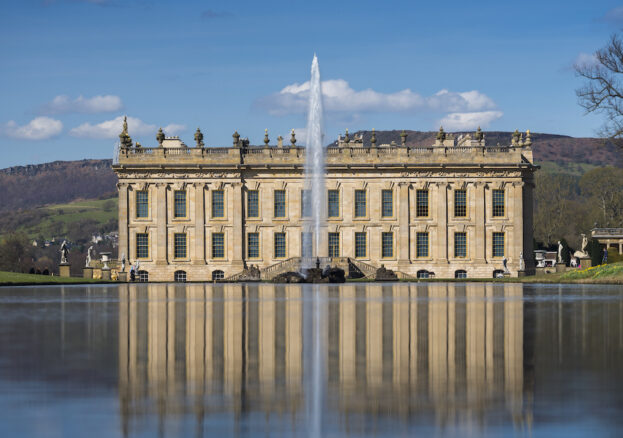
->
[304,54,326,263]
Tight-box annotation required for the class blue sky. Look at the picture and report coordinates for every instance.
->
[1,0,621,168]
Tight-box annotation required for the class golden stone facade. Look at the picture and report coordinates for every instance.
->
[113,126,537,281]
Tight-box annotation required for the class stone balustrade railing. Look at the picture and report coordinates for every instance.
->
[117,144,532,166]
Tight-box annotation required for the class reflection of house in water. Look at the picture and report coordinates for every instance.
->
[118,283,533,434]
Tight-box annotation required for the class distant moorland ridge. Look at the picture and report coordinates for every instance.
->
[0,131,620,213]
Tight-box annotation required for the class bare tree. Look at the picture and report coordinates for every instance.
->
[575,33,623,148]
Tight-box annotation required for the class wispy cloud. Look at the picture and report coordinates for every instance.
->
[3,117,63,140]
[39,95,123,115]
[69,115,185,139]
[602,6,623,24]
[256,79,498,116]
[201,9,233,19]
[573,52,599,69]
[439,111,503,131]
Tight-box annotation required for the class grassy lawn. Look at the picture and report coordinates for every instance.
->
[0,271,109,286]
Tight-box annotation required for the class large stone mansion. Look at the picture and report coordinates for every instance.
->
[112,119,537,281]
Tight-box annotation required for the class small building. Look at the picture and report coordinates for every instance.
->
[591,228,623,254]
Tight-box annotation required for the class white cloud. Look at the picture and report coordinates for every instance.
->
[257,79,497,116]
[573,52,599,69]
[4,117,63,140]
[69,116,185,139]
[39,95,123,115]
[439,111,503,131]
[603,6,623,23]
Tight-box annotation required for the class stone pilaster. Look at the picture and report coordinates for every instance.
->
[398,182,410,267]
[512,182,524,267]
[117,182,129,264]
[435,182,448,263]
[232,182,244,268]
[155,183,168,265]
[474,182,486,263]
[193,182,206,264]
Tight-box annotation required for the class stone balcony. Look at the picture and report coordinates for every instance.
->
[116,144,535,169]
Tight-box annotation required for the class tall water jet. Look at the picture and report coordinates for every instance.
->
[304,54,325,261]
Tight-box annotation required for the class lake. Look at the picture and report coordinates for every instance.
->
[0,282,622,437]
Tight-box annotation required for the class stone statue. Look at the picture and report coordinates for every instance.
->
[121,252,126,272]
[557,241,563,264]
[573,234,589,258]
[85,246,93,267]
[60,240,69,264]
[519,252,525,271]
[502,257,510,274]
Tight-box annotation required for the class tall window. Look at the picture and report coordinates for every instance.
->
[355,232,367,258]
[274,232,286,258]
[247,190,259,218]
[274,190,286,217]
[301,190,311,218]
[212,190,224,218]
[454,232,467,258]
[174,233,187,258]
[382,232,394,258]
[454,189,467,217]
[328,232,340,257]
[328,190,339,218]
[212,232,225,258]
[381,190,393,218]
[416,189,429,217]
[136,233,149,258]
[416,232,429,258]
[136,190,149,218]
[354,190,367,218]
[247,232,259,258]
[492,189,505,217]
[301,232,313,257]
[174,190,186,218]
[493,232,505,257]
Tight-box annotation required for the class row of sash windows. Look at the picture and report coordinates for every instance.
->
[134,230,505,260]
[134,188,505,220]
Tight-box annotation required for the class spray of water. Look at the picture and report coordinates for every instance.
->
[304,54,326,261]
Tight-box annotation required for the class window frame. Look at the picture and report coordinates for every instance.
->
[274,189,287,218]
[328,232,340,258]
[354,189,367,219]
[247,190,260,219]
[454,189,467,218]
[173,190,187,219]
[173,232,187,259]
[327,189,340,219]
[301,189,311,218]
[247,232,260,259]
[301,232,313,258]
[136,232,149,259]
[454,231,467,258]
[355,232,367,258]
[274,232,287,259]
[416,231,429,258]
[135,190,149,219]
[211,190,225,219]
[492,189,505,218]
[492,232,505,258]
[381,189,394,218]
[212,232,225,259]
[416,189,429,218]
[381,231,394,259]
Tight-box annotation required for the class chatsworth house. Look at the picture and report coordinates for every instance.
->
[112,118,537,282]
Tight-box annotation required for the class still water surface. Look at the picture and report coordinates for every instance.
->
[0,282,622,437]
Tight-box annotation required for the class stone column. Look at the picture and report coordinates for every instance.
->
[398,182,410,267]
[435,183,448,263]
[513,182,524,270]
[232,183,244,268]
[155,183,168,265]
[522,177,536,272]
[117,182,129,264]
[193,183,206,264]
[474,182,486,263]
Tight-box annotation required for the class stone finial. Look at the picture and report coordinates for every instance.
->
[370,128,376,147]
[156,127,165,146]
[343,128,350,144]
[436,126,446,141]
[119,116,133,149]
[475,126,484,142]
[194,127,204,148]
[233,130,240,147]
[290,129,297,146]
[524,130,532,147]
[400,129,407,146]
[264,128,270,146]
[511,129,520,145]
[277,135,283,147]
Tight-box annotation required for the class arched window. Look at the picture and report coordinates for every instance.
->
[493,269,505,279]
[455,270,467,279]
[174,270,187,283]
[212,270,225,281]
[138,270,149,282]
[417,270,430,279]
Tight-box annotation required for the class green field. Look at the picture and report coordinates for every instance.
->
[0,270,109,285]
[1,197,118,241]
